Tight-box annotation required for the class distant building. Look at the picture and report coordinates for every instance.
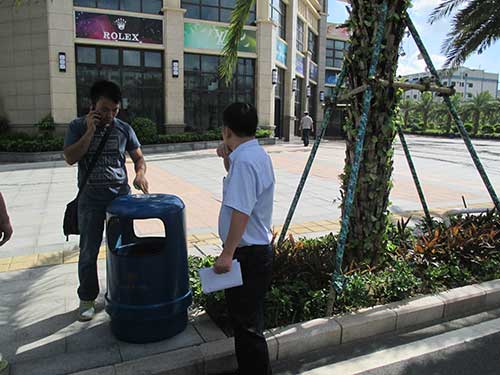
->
[403,67,499,101]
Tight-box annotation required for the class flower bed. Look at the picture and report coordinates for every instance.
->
[189,211,500,332]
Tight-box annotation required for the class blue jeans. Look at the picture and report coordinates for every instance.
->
[77,191,125,301]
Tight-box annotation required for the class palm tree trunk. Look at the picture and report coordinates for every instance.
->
[473,112,480,135]
[342,0,409,266]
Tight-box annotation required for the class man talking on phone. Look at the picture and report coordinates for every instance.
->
[64,80,149,321]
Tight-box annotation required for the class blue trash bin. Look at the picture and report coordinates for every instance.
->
[105,194,192,343]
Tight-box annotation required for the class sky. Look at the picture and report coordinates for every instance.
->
[327,0,500,81]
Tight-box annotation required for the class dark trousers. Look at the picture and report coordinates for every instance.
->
[225,244,274,375]
[77,193,118,301]
[302,129,311,146]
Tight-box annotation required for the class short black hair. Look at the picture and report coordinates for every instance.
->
[90,80,122,105]
[223,103,258,137]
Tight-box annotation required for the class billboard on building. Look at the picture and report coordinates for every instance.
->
[276,38,287,66]
[184,22,257,53]
[75,11,163,44]
[309,62,318,82]
[296,53,305,76]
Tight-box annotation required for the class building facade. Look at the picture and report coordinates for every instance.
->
[403,66,499,101]
[0,0,329,140]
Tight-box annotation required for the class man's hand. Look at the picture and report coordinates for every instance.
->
[85,108,100,136]
[213,252,233,274]
[0,219,13,247]
[216,143,231,158]
[133,173,149,194]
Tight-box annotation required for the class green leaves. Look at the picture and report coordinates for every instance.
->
[219,0,256,85]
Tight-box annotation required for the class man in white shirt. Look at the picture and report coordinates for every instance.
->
[215,103,275,375]
[299,111,314,146]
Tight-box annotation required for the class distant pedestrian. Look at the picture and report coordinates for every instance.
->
[300,111,314,147]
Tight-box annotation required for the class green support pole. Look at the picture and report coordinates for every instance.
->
[277,66,348,246]
[397,125,433,226]
[405,15,500,213]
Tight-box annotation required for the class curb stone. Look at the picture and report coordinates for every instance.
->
[69,278,500,375]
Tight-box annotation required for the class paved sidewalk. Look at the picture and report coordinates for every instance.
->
[1,136,499,374]
[0,260,227,375]
[1,137,498,261]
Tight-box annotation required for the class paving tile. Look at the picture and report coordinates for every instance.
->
[118,324,204,362]
[10,345,121,375]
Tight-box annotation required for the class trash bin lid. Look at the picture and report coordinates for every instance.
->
[107,194,185,219]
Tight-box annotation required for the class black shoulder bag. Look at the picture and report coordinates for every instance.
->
[63,126,113,241]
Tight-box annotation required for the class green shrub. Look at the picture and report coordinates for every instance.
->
[131,117,158,144]
[256,129,273,138]
[494,125,500,134]
[190,211,500,331]
[480,125,494,134]
[0,136,64,152]
[464,123,473,133]
[35,114,55,133]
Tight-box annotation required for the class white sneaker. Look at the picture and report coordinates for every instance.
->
[78,300,96,321]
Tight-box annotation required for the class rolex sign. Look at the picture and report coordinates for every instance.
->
[75,11,163,45]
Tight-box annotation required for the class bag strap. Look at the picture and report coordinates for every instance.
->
[76,125,113,199]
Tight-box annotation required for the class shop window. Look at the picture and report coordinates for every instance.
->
[326,38,349,68]
[74,0,162,14]
[184,53,255,131]
[308,29,318,63]
[75,45,164,125]
[182,0,256,25]
[296,18,304,52]
[270,0,286,39]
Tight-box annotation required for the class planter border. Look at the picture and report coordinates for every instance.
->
[71,278,500,375]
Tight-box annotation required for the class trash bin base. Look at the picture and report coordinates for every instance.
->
[110,312,188,343]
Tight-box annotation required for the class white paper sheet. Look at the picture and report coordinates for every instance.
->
[198,260,243,294]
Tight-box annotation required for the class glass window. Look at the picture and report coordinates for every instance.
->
[184,53,255,131]
[77,46,96,64]
[74,0,161,13]
[97,0,118,9]
[120,0,140,11]
[308,29,317,62]
[270,0,286,39]
[76,46,164,126]
[201,6,218,20]
[100,48,119,65]
[74,0,96,6]
[326,38,347,68]
[142,0,162,13]
[123,50,141,66]
[296,18,304,52]
[144,51,161,68]
[201,55,218,73]
[468,83,473,88]
[220,8,233,22]
[185,54,200,71]
[182,0,255,24]
[184,4,200,18]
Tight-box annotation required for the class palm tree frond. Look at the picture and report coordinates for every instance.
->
[219,0,255,86]
[429,0,468,24]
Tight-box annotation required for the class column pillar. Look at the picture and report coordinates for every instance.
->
[282,0,298,141]
[163,0,185,133]
[255,21,275,131]
[315,10,327,126]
